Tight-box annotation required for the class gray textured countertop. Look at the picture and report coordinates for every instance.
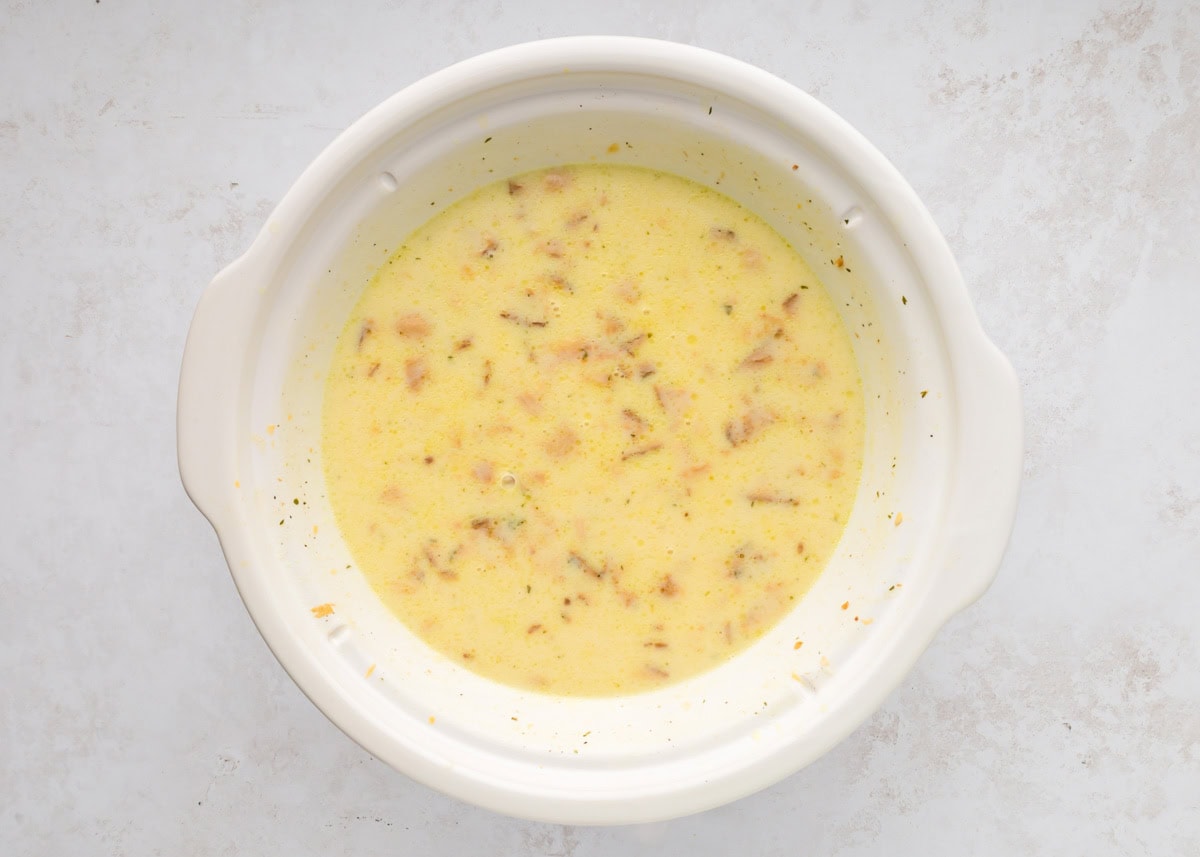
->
[3,1,1198,854]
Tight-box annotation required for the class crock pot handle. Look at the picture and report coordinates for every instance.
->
[176,253,264,530]
[939,339,1023,619]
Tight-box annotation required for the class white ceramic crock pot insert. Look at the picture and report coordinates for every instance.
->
[178,38,1021,824]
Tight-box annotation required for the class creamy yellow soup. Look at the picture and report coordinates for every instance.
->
[322,164,864,696]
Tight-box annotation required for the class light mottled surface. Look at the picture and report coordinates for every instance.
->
[2,0,1197,854]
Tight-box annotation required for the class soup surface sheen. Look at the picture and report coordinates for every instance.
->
[322,164,864,696]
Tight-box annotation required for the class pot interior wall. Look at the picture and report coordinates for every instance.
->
[235,72,953,777]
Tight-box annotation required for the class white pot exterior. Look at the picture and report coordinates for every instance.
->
[178,37,1021,824]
